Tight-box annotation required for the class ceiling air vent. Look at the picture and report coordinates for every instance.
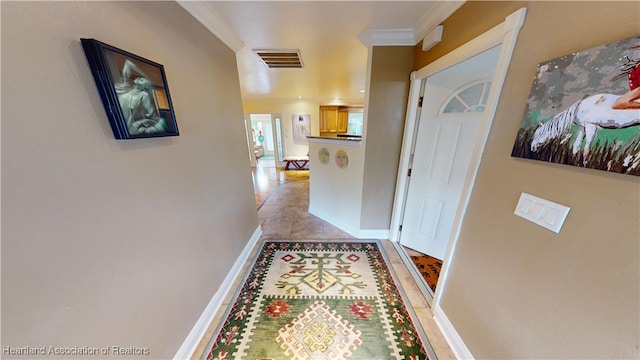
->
[253,49,303,69]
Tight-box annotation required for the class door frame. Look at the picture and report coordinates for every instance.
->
[271,113,285,167]
[245,113,286,168]
[390,8,527,307]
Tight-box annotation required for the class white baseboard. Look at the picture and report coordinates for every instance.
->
[357,229,389,239]
[308,206,389,239]
[309,206,360,237]
[174,225,263,360]
[433,305,474,360]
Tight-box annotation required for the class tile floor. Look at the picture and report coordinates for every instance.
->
[258,176,354,240]
[191,169,455,359]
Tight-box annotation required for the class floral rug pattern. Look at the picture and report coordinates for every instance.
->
[203,240,435,360]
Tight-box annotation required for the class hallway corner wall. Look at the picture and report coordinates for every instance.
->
[1,2,257,358]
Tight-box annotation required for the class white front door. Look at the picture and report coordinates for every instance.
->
[400,45,501,260]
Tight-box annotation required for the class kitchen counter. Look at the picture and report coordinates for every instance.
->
[306,136,362,146]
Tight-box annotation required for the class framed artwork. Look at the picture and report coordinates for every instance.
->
[81,38,179,139]
[292,114,310,141]
[511,35,640,176]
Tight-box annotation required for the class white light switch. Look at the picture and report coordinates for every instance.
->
[514,193,570,233]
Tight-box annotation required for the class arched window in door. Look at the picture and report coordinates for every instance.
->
[440,80,492,114]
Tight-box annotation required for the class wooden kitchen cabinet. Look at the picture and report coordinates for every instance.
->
[320,105,362,135]
[319,106,339,133]
[337,109,348,133]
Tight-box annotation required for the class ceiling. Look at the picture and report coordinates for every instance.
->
[178,1,465,105]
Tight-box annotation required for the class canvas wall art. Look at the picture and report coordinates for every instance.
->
[511,35,640,176]
[82,38,179,139]
[292,114,310,141]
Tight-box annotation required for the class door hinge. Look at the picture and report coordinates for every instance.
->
[418,96,424,107]
[399,225,403,232]
[407,168,412,177]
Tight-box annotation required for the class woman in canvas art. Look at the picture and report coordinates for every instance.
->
[115,59,168,135]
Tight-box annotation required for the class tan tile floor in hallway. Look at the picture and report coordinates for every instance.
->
[191,168,455,359]
[257,171,354,240]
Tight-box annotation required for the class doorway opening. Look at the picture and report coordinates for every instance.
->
[402,67,498,288]
[389,8,527,307]
[246,113,285,169]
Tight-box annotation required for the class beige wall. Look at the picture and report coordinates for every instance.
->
[1,2,258,358]
[361,46,414,229]
[415,1,639,358]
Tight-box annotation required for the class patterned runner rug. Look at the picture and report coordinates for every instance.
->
[202,240,437,360]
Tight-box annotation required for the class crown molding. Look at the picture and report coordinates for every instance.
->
[179,1,466,50]
[358,1,465,47]
[177,1,245,52]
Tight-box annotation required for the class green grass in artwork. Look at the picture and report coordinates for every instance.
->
[512,114,640,176]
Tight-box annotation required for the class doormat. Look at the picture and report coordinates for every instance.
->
[202,240,436,359]
[409,254,442,293]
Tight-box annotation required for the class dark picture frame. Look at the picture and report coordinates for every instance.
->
[81,38,179,139]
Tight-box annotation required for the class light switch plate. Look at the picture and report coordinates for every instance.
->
[514,193,570,233]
